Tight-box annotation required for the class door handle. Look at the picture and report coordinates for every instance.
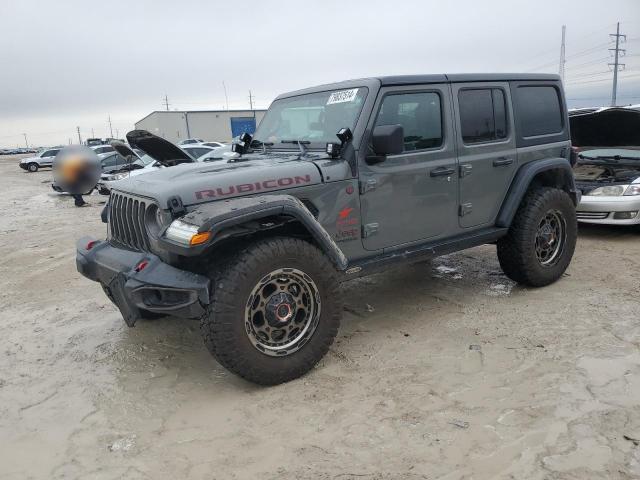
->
[493,157,514,167]
[430,166,455,177]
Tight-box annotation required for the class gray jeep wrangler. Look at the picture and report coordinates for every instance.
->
[77,74,579,385]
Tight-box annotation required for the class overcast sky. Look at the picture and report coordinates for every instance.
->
[1,0,639,147]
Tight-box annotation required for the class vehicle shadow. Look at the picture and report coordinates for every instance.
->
[578,222,639,240]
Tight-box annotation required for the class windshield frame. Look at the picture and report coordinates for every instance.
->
[252,86,370,151]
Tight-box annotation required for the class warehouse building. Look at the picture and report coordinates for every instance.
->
[134,109,267,144]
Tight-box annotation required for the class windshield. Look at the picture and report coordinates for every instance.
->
[134,154,155,166]
[253,87,368,148]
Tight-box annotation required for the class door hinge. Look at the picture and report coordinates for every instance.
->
[362,223,379,238]
[459,203,473,217]
[459,164,473,178]
[359,179,378,194]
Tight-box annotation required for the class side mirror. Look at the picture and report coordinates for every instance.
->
[372,124,404,156]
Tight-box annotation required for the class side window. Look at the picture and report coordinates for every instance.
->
[458,88,508,144]
[374,92,443,151]
[43,149,57,157]
[516,86,563,137]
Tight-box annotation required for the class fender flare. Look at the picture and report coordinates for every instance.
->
[495,158,579,228]
[177,194,349,270]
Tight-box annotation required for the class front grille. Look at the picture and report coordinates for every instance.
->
[576,211,609,220]
[108,191,153,251]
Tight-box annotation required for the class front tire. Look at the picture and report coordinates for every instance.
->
[27,163,38,172]
[200,238,342,385]
[497,187,577,287]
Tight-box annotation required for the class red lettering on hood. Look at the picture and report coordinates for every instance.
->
[195,174,312,200]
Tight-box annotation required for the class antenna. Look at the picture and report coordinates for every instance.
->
[222,81,229,110]
[559,25,566,83]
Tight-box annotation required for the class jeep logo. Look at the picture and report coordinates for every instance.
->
[195,175,312,200]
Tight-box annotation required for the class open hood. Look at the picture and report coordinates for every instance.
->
[125,130,194,166]
[110,140,140,159]
[570,107,640,147]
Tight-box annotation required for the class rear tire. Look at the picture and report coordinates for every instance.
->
[28,163,38,172]
[497,187,577,287]
[200,237,342,385]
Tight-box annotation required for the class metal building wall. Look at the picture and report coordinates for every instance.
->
[134,110,266,143]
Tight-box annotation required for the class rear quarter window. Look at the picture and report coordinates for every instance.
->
[516,86,563,137]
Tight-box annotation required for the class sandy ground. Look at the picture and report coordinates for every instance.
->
[1,154,640,480]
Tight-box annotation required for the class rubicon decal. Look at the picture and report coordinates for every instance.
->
[195,175,312,200]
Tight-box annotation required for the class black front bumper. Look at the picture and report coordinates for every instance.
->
[76,237,210,326]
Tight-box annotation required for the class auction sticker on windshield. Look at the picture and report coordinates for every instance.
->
[327,89,359,105]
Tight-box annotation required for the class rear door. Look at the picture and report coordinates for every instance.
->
[40,149,59,166]
[452,83,517,228]
[359,84,459,250]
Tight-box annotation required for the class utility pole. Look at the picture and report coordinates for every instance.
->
[22,133,28,148]
[559,25,566,83]
[108,115,114,138]
[76,126,82,145]
[609,22,626,106]
[115,128,119,138]
[91,128,95,138]
[222,81,229,110]
[248,90,255,110]
[163,94,170,111]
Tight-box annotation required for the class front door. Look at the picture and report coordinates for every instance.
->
[452,83,517,228]
[359,84,459,251]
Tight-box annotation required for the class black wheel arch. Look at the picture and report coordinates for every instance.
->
[171,194,348,271]
[496,158,579,228]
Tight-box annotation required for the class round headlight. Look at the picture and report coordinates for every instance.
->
[145,204,170,238]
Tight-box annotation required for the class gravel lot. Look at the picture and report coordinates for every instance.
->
[1,154,640,479]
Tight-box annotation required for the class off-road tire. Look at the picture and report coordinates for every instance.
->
[497,187,577,287]
[200,237,342,385]
[27,163,38,172]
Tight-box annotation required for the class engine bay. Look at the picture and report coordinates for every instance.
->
[573,162,640,184]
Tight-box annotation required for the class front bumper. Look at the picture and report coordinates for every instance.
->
[19,162,27,170]
[576,195,640,225]
[76,237,210,326]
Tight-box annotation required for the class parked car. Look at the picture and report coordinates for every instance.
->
[19,147,62,172]
[90,144,116,157]
[96,143,166,195]
[178,138,204,145]
[198,144,239,162]
[180,144,218,159]
[571,107,640,225]
[76,73,578,385]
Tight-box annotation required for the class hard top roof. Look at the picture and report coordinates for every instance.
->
[276,73,560,99]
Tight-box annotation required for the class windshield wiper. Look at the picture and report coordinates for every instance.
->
[281,140,310,155]
[579,154,640,161]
